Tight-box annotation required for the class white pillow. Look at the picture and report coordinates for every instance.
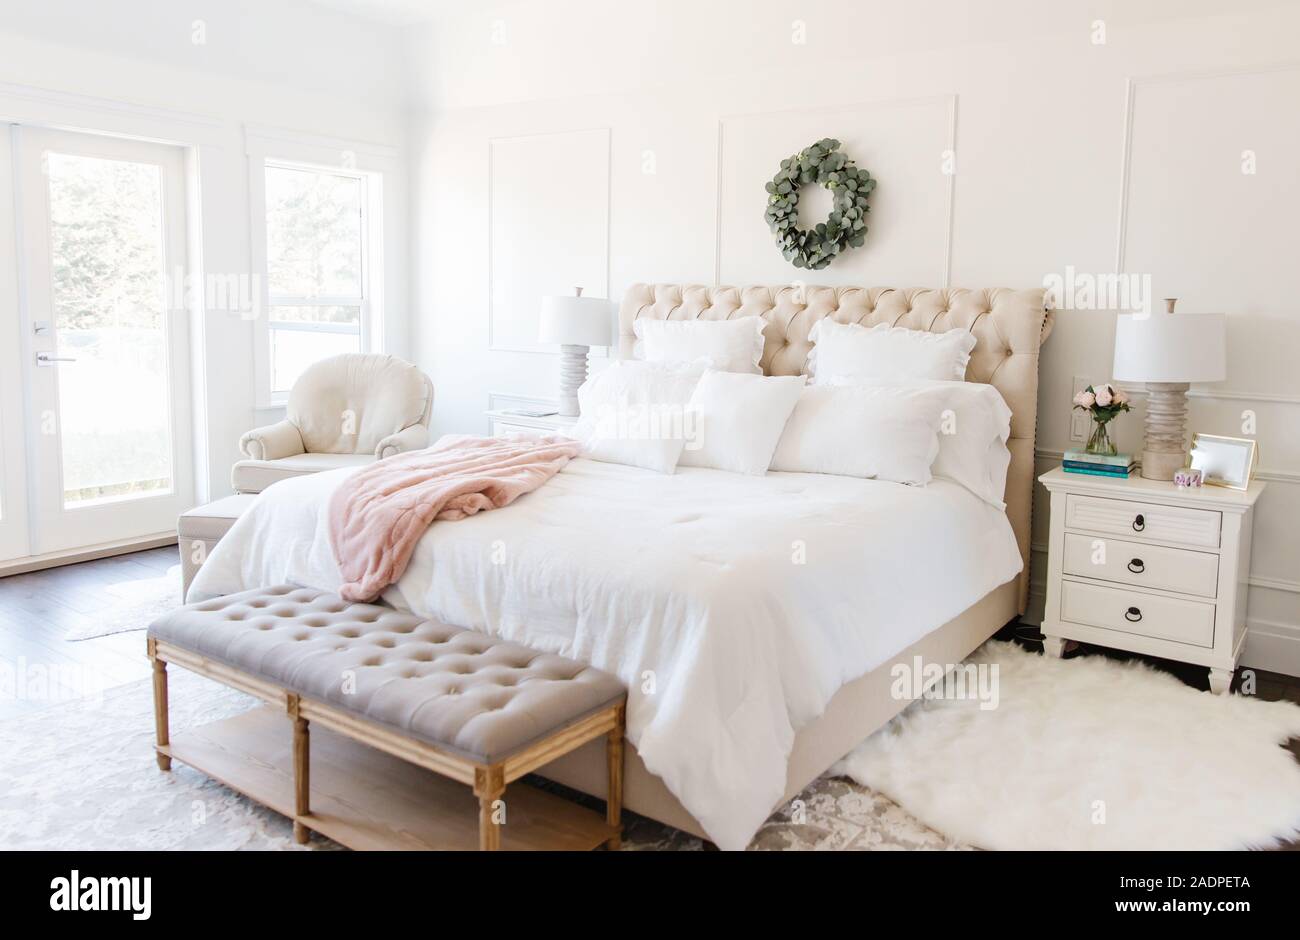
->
[770,385,944,483]
[678,371,806,475]
[824,378,1012,507]
[572,360,707,473]
[924,380,1013,509]
[633,317,766,374]
[809,319,977,383]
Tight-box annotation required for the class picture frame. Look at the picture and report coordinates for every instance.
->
[1188,433,1258,490]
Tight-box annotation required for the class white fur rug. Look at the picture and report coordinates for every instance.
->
[65,565,183,641]
[835,641,1300,850]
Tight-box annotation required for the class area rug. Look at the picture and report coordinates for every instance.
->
[835,640,1300,850]
[10,640,1292,850]
[65,565,183,641]
[0,669,961,851]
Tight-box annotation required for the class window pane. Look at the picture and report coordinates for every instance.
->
[46,152,174,506]
[265,165,362,298]
[269,306,362,393]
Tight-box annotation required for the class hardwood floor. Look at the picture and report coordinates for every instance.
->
[0,545,177,720]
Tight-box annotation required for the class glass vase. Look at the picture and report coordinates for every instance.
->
[1085,420,1117,457]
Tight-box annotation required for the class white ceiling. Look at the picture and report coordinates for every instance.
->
[304,0,461,26]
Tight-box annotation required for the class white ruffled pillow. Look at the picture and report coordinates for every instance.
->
[633,317,766,374]
[822,378,1013,507]
[770,384,945,483]
[573,360,708,473]
[809,319,977,383]
[678,371,806,475]
[923,380,1013,509]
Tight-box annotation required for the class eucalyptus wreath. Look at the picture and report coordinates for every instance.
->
[764,138,875,270]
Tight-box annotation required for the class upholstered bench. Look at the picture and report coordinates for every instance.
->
[147,586,626,850]
[177,494,256,599]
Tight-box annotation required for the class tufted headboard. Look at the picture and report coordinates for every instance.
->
[618,284,1054,613]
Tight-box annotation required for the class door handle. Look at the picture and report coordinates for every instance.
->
[36,353,76,366]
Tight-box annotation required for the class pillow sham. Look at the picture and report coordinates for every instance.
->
[633,317,766,374]
[572,359,708,473]
[924,380,1013,509]
[808,319,977,383]
[678,371,806,475]
[823,377,1012,507]
[770,384,945,483]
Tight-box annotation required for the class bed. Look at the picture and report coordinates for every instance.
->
[191,283,1053,849]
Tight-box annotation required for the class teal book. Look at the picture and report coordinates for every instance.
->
[1063,464,1134,478]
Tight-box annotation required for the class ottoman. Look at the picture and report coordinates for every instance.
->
[147,585,626,850]
[177,494,256,599]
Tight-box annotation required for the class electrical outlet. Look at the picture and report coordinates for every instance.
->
[1070,376,1092,443]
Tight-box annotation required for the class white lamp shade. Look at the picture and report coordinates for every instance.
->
[538,295,613,347]
[1113,311,1226,383]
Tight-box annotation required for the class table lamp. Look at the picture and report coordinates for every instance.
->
[538,287,613,417]
[1112,298,1226,480]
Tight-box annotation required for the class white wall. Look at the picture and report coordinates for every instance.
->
[0,0,410,504]
[406,0,1300,674]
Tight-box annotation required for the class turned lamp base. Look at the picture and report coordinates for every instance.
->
[1139,381,1190,481]
[557,344,590,418]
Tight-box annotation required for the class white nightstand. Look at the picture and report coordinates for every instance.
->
[485,408,579,439]
[1038,466,1265,695]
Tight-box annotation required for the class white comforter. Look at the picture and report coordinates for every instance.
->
[190,458,1022,849]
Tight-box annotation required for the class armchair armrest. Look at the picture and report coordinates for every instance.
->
[239,420,305,461]
[376,423,429,460]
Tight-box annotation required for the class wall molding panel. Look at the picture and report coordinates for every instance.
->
[1115,61,1300,273]
[487,127,611,354]
[715,94,956,287]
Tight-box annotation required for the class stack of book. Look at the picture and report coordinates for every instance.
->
[1063,449,1135,478]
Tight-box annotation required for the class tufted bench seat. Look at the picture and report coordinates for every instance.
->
[147,585,626,851]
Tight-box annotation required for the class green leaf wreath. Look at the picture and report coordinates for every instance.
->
[764,138,875,270]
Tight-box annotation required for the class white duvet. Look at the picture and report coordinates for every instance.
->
[190,458,1022,850]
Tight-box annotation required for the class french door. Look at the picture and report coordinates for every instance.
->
[0,127,193,560]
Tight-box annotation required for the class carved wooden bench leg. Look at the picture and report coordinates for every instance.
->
[289,693,311,845]
[606,703,624,850]
[148,638,171,772]
[475,766,505,851]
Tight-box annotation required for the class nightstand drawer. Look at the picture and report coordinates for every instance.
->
[1061,533,1219,598]
[1065,494,1221,548]
[492,420,548,438]
[1060,580,1215,648]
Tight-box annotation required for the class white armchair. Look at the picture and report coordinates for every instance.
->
[232,353,433,494]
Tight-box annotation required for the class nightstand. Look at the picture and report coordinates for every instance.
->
[485,408,579,438]
[1038,466,1265,694]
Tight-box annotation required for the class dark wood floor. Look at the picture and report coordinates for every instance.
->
[0,545,177,719]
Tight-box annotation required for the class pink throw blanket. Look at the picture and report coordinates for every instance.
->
[328,433,582,601]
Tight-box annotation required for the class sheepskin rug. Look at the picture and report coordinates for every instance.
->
[834,641,1300,850]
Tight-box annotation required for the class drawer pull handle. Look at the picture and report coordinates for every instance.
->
[1127,558,1145,573]
[1125,606,1143,622]
[1132,514,1145,532]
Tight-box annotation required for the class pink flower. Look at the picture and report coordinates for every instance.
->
[1076,390,1096,408]
[1095,386,1113,407]
[1112,387,1128,405]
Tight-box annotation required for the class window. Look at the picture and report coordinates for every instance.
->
[262,161,379,394]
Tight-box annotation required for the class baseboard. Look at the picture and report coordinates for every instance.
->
[1242,619,1300,680]
[0,533,177,577]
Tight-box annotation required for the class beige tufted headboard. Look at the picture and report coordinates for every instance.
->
[618,284,1054,613]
